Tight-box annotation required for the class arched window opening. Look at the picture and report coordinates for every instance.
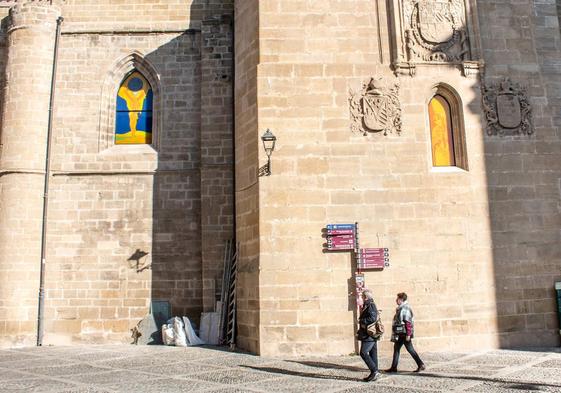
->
[115,71,153,145]
[428,86,468,170]
[429,95,455,167]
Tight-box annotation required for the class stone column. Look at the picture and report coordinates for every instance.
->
[0,0,61,346]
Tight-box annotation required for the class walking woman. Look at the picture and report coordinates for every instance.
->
[357,289,381,382]
[386,292,426,373]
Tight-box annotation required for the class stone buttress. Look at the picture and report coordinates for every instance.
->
[0,0,62,346]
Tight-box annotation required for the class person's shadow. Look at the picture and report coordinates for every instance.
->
[240,364,362,382]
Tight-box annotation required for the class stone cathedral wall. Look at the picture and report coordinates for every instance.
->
[0,0,234,346]
[0,0,64,347]
[235,0,561,356]
[0,0,559,353]
[477,0,561,348]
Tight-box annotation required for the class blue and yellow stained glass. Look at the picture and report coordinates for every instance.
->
[115,71,153,144]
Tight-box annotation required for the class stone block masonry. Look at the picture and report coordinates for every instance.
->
[477,0,561,348]
[234,0,260,355]
[234,0,561,356]
[0,0,560,354]
[0,0,62,347]
[0,0,235,346]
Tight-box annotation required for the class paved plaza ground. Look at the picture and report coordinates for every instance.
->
[0,345,560,392]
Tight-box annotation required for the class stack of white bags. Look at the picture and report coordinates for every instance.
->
[161,316,205,347]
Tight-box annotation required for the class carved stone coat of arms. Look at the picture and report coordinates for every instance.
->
[349,78,401,136]
[403,0,469,63]
[482,78,533,136]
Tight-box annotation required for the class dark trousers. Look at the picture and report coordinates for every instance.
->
[390,336,423,369]
[360,340,378,373]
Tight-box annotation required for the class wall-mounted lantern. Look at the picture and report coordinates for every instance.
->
[258,129,276,177]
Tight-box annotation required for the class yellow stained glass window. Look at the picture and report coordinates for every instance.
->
[429,95,455,167]
[115,71,153,145]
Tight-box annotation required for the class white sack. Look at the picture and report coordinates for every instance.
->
[161,324,175,346]
[183,316,205,346]
[172,317,187,347]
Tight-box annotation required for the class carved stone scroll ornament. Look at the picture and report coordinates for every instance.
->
[403,0,469,63]
[482,78,533,136]
[349,78,402,136]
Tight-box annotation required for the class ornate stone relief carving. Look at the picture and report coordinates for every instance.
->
[482,78,533,136]
[391,0,482,76]
[349,78,402,136]
[405,0,468,63]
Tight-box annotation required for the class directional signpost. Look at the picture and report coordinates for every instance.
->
[325,223,357,251]
[357,248,390,269]
[323,223,389,321]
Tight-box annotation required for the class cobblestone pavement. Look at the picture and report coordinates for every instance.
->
[0,345,560,392]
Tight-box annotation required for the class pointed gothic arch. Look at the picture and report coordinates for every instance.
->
[98,51,162,152]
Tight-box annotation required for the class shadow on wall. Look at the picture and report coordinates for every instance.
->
[477,2,561,348]
[106,2,206,334]
[145,0,234,334]
[145,29,203,327]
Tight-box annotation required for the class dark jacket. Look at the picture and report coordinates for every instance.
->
[357,299,378,341]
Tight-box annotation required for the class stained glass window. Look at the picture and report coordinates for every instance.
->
[115,71,153,145]
[429,95,455,167]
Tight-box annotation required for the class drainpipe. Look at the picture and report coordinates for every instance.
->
[230,7,237,347]
[231,11,236,236]
[37,15,64,347]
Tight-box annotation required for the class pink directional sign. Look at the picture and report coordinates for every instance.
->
[328,243,355,250]
[327,229,355,235]
[360,248,389,256]
[326,235,356,250]
[358,257,386,269]
[329,240,355,247]
[327,237,355,249]
[328,234,354,242]
[357,248,389,269]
